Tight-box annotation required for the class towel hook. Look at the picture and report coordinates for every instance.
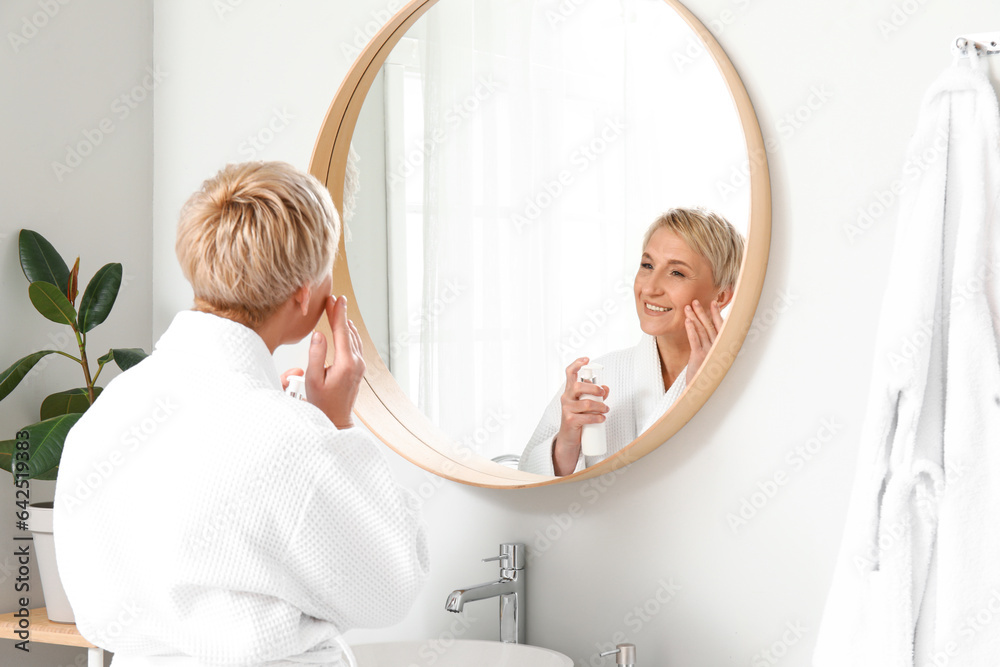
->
[953,32,1000,58]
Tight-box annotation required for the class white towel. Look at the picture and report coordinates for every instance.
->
[814,53,1000,666]
[813,52,1000,667]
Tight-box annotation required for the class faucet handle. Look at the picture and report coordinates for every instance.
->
[600,644,636,667]
[482,543,525,570]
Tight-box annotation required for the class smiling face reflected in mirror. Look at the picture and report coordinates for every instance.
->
[518,207,745,477]
[634,208,742,389]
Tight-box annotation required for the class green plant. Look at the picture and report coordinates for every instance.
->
[0,230,148,480]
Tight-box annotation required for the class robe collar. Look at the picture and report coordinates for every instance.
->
[154,310,281,390]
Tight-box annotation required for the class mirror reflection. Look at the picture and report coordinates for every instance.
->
[519,207,744,475]
[345,0,752,469]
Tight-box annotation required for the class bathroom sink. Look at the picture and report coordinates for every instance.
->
[350,639,573,667]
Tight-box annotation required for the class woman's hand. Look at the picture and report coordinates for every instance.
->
[305,295,366,429]
[552,357,610,476]
[280,367,304,390]
[684,299,724,385]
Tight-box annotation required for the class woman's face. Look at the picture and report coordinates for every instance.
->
[633,228,732,339]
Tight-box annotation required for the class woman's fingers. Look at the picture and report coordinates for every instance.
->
[564,357,589,393]
[567,413,607,426]
[347,318,363,356]
[305,330,328,388]
[574,381,606,399]
[328,295,353,369]
[568,397,609,414]
[686,301,713,349]
[280,367,305,390]
[709,300,724,332]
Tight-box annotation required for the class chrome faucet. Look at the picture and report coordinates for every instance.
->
[445,543,526,644]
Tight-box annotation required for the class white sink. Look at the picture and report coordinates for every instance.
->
[350,639,573,667]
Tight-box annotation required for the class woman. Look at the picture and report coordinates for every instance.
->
[53,161,429,665]
[519,207,745,476]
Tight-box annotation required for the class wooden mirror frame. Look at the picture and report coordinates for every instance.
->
[309,0,771,489]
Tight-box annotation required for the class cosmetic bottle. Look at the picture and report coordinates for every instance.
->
[579,363,607,456]
[285,375,307,401]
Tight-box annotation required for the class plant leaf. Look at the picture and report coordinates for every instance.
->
[28,281,78,326]
[34,466,59,481]
[22,413,82,480]
[67,256,80,305]
[98,348,148,372]
[0,351,58,403]
[19,230,70,297]
[40,387,103,421]
[77,263,122,333]
[0,440,13,475]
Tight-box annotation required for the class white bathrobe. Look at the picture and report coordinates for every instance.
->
[53,311,429,666]
[518,335,686,475]
[814,54,1000,667]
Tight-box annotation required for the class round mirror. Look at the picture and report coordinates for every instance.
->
[310,0,770,488]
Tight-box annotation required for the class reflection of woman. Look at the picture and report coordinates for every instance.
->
[519,208,745,476]
[54,162,428,663]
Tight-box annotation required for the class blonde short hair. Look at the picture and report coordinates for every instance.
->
[642,207,745,290]
[175,161,339,327]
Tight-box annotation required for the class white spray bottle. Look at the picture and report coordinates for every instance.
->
[285,375,307,401]
[579,363,607,457]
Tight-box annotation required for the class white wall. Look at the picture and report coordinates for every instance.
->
[4,1,998,665]
[150,3,1000,666]
[0,1,153,665]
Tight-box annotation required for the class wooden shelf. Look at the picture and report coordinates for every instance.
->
[0,607,95,648]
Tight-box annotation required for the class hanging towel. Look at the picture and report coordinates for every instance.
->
[814,53,1000,667]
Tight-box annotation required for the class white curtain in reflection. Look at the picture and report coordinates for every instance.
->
[386,0,748,461]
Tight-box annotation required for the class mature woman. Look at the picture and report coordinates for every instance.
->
[53,162,428,665]
[519,207,745,476]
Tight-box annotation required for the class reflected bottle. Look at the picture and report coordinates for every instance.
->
[579,363,607,457]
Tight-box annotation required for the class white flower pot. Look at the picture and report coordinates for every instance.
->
[28,502,75,623]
